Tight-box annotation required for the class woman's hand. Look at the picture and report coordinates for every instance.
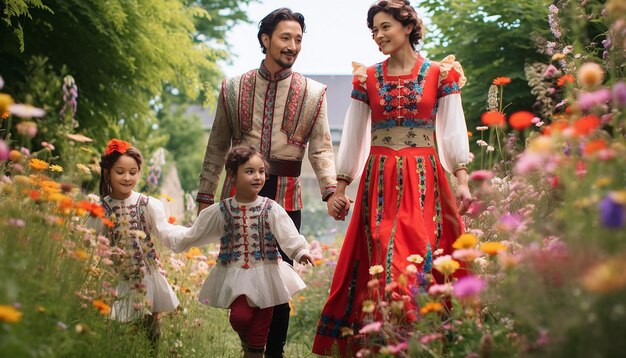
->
[327,193,351,221]
[299,253,315,266]
[456,183,472,215]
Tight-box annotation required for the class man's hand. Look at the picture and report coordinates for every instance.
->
[327,193,352,221]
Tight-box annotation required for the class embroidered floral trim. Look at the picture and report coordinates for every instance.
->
[336,173,354,184]
[429,156,442,249]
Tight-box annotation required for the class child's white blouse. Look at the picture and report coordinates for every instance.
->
[161,196,310,309]
[94,191,180,321]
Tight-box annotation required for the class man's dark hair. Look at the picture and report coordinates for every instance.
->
[257,8,306,54]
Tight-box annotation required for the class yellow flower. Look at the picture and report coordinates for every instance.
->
[362,299,375,313]
[49,164,63,173]
[551,53,566,61]
[161,193,174,202]
[580,256,626,293]
[407,254,424,264]
[73,249,89,261]
[420,302,444,315]
[0,93,14,116]
[29,158,49,171]
[0,304,22,323]
[432,255,460,276]
[453,233,478,249]
[186,247,202,260]
[480,242,507,255]
[369,265,384,275]
[610,190,626,205]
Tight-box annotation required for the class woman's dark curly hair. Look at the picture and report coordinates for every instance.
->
[99,147,143,197]
[257,8,306,54]
[367,0,424,50]
[225,145,269,178]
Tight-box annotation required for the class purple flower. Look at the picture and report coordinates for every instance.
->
[613,81,626,107]
[599,195,624,229]
[452,275,486,299]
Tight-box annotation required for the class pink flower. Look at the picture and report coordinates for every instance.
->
[452,248,484,262]
[543,64,559,78]
[469,170,494,181]
[0,140,8,161]
[420,333,443,344]
[452,275,486,299]
[498,213,524,231]
[359,321,382,334]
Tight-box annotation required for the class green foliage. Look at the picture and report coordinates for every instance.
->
[417,0,552,126]
[0,0,220,146]
[156,101,206,193]
[1,0,52,51]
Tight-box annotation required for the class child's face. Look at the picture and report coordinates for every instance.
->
[233,154,266,198]
[107,155,140,199]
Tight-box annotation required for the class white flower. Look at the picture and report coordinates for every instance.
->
[476,126,488,131]
[486,146,495,152]
[369,265,384,275]
[8,104,46,118]
[407,254,424,264]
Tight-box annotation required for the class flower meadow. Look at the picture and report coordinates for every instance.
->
[2,1,626,357]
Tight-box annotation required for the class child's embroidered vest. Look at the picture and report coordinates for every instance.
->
[218,197,281,268]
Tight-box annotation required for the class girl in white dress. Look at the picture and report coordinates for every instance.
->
[93,139,179,352]
[162,145,314,357]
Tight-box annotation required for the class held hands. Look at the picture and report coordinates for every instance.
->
[327,192,352,221]
[299,252,315,266]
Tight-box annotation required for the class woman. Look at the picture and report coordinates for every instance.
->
[314,0,471,355]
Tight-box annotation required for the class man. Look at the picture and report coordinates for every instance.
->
[196,8,345,358]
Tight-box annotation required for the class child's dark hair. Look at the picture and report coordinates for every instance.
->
[257,8,306,54]
[99,146,143,197]
[225,146,269,178]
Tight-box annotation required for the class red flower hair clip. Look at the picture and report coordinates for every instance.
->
[105,138,132,155]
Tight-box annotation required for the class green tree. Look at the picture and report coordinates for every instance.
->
[416,0,552,126]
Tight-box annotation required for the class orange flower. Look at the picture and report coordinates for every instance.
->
[481,111,506,127]
[467,131,473,137]
[542,121,568,136]
[168,216,176,224]
[492,77,511,86]
[583,139,607,155]
[105,138,132,155]
[556,74,575,87]
[77,201,105,218]
[92,300,111,315]
[101,218,115,228]
[573,115,601,136]
[420,302,444,315]
[509,111,535,130]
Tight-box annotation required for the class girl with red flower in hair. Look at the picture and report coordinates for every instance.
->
[89,138,180,354]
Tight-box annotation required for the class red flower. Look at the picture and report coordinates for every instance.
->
[168,216,176,224]
[573,115,601,136]
[481,111,506,127]
[557,74,575,87]
[105,138,132,155]
[509,111,535,130]
[492,77,511,86]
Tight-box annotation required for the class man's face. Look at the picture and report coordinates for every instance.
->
[262,20,303,70]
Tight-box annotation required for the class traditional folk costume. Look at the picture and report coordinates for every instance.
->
[196,61,337,210]
[196,61,337,356]
[163,196,310,309]
[94,191,179,322]
[312,55,470,356]
[162,196,310,350]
